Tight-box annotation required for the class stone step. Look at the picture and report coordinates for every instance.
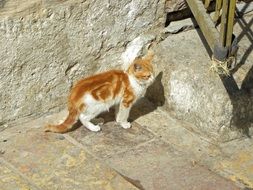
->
[1,100,252,189]
[0,124,138,190]
[133,99,253,189]
[67,121,239,190]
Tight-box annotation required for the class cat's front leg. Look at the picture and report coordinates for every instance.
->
[116,103,132,129]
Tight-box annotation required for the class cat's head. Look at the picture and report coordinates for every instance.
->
[127,50,155,86]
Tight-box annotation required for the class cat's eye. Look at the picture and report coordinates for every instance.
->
[143,74,151,79]
[134,63,142,71]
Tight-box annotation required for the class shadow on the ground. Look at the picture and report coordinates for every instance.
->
[231,7,253,73]
[222,8,253,137]
[130,72,165,122]
[192,4,253,137]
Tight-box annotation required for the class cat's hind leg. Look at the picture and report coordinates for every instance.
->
[79,113,101,132]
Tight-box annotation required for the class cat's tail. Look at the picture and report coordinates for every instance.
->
[44,105,79,133]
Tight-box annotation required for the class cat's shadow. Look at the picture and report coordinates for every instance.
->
[71,72,165,130]
[130,71,165,121]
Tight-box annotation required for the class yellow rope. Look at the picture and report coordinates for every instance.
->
[210,56,235,76]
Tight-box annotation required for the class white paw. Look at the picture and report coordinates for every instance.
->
[120,122,131,129]
[89,125,101,132]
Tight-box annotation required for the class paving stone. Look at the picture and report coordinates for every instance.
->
[0,128,138,190]
[69,121,155,158]
[105,139,239,190]
[67,99,239,189]
[0,160,35,190]
[0,100,250,189]
[213,138,253,189]
[134,107,253,189]
[129,98,158,122]
[135,107,221,159]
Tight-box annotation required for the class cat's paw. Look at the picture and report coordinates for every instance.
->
[120,122,131,129]
[88,125,101,132]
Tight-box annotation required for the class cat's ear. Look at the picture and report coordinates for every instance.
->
[143,50,154,62]
[134,63,142,72]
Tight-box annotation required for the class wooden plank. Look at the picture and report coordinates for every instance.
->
[226,0,236,47]
[220,0,229,47]
[186,0,220,51]
[204,0,211,8]
[213,0,222,22]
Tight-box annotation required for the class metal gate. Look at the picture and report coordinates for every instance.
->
[186,0,238,75]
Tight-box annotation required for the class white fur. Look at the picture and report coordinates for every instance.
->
[128,75,146,99]
[116,103,131,129]
[121,37,143,70]
[83,94,121,113]
[80,94,121,131]
[128,74,154,100]
[79,113,101,132]
[121,35,156,70]
[79,74,153,132]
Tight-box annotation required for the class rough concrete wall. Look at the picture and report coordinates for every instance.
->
[0,0,165,125]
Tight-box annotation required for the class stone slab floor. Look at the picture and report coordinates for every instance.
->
[1,13,253,190]
[0,98,252,190]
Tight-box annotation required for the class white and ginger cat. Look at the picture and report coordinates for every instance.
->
[45,50,154,133]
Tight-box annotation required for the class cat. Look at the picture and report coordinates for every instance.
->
[45,50,154,133]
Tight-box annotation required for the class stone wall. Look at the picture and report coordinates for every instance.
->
[152,17,253,142]
[0,0,165,126]
[165,0,187,13]
[1,0,252,143]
